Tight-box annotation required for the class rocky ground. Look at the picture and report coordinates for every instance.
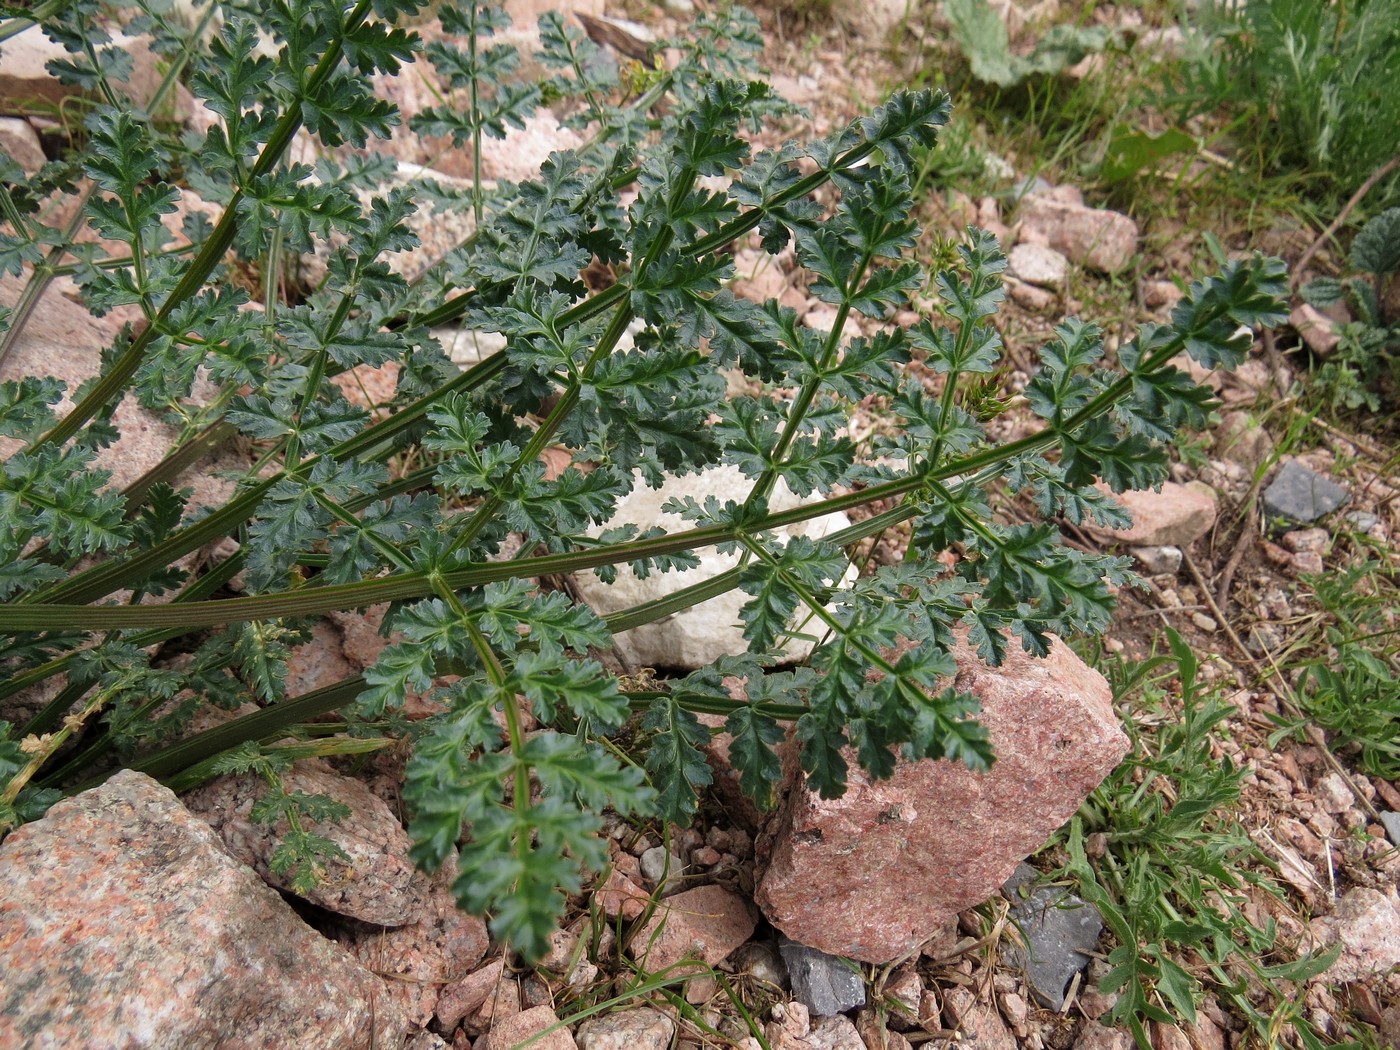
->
[1,0,1398,1048]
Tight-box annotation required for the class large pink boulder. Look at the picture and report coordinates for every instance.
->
[754,637,1127,963]
[0,771,407,1048]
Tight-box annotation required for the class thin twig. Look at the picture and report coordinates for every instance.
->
[1260,329,1291,401]
[1214,498,1259,610]
[1292,152,1400,286]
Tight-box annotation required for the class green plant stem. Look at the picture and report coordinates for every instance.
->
[1,678,119,819]
[28,0,376,451]
[2,300,1223,633]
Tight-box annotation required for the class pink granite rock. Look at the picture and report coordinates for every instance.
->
[576,1007,675,1050]
[182,759,422,926]
[0,116,44,173]
[335,848,490,1028]
[0,29,193,119]
[435,958,507,1031]
[944,986,1018,1050]
[1082,481,1217,548]
[1290,302,1342,356]
[1017,195,1139,274]
[0,770,406,1049]
[629,884,759,972]
[593,866,653,921]
[1303,887,1400,982]
[482,1004,578,1050]
[754,636,1127,963]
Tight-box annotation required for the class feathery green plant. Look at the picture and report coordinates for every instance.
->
[1064,631,1348,1050]
[1299,207,1400,413]
[1183,0,1400,203]
[0,0,1287,959]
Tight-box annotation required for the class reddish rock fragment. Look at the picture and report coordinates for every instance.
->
[0,770,406,1049]
[1304,887,1400,981]
[629,884,759,972]
[1082,481,1217,548]
[337,849,490,1028]
[594,867,653,921]
[436,958,507,1032]
[755,638,1127,963]
[482,1004,578,1050]
[1016,195,1139,274]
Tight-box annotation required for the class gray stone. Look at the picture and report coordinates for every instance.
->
[1129,545,1181,576]
[1345,510,1379,532]
[0,770,406,1049]
[1381,812,1400,849]
[1262,459,1349,523]
[779,936,866,1016]
[1001,865,1104,1010]
[639,844,686,885]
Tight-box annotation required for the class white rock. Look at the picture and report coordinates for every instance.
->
[572,464,855,669]
[1129,545,1182,576]
[1008,242,1069,290]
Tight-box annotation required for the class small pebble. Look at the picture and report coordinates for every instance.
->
[1191,612,1218,632]
[1292,552,1325,575]
[1282,528,1329,554]
[1344,510,1379,532]
[640,846,685,883]
[1130,545,1182,576]
[692,846,722,867]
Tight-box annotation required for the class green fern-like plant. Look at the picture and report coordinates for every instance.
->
[1300,206,1400,412]
[0,0,1287,960]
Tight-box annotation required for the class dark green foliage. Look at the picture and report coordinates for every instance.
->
[1300,206,1400,412]
[1187,0,1400,200]
[0,0,1289,962]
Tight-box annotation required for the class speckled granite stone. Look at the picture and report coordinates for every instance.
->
[755,635,1128,963]
[181,759,422,926]
[0,770,407,1049]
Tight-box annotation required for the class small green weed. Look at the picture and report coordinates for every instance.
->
[1269,558,1400,780]
[1181,0,1400,204]
[1061,630,1347,1050]
[1299,207,1400,414]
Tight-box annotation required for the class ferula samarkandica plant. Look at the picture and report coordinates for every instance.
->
[0,0,1288,958]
